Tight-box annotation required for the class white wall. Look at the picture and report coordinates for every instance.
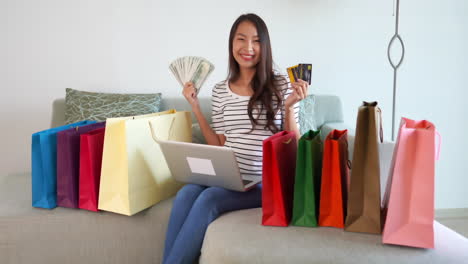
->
[1,0,467,209]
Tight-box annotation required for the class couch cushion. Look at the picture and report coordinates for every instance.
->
[0,173,174,264]
[192,123,207,144]
[64,88,162,124]
[200,208,468,264]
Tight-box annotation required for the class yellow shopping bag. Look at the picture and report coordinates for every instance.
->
[98,110,192,215]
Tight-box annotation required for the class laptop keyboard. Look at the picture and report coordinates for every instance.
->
[243,179,253,186]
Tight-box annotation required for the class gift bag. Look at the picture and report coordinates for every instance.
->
[345,101,383,234]
[382,118,440,248]
[31,120,95,209]
[98,110,192,216]
[319,129,350,228]
[56,122,106,208]
[291,130,322,227]
[79,127,105,212]
[262,131,297,227]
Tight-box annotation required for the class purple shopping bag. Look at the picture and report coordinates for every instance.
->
[56,122,106,208]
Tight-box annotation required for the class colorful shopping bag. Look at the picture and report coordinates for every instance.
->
[319,129,350,228]
[56,122,106,208]
[291,130,322,227]
[262,131,297,227]
[98,110,192,216]
[345,101,383,234]
[31,120,95,209]
[382,118,440,248]
[79,127,105,212]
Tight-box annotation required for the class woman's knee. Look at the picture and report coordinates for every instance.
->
[197,187,229,203]
[193,187,230,214]
[175,184,206,202]
[193,188,226,221]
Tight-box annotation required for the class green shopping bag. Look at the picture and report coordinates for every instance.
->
[291,130,323,227]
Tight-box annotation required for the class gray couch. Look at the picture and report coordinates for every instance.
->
[1,95,467,264]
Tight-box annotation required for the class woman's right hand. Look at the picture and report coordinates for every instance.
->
[182,82,200,110]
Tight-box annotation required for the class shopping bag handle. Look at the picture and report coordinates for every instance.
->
[377,107,384,143]
[435,131,441,161]
[149,121,159,143]
[339,134,352,169]
[148,116,176,143]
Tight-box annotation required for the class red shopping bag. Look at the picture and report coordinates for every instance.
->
[319,129,350,228]
[79,127,105,212]
[262,131,297,227]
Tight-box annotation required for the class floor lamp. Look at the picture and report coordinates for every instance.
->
[388,0,405,141]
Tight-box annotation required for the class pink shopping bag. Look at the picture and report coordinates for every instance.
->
[382,117,440,249]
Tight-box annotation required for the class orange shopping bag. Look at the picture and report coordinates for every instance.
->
[319,129,350,228]
[382,117,440,248]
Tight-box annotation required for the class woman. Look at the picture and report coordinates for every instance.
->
[162,13,309,264]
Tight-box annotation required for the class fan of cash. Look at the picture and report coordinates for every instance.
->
[169,56,215,95]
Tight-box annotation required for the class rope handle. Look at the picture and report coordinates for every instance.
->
[435,131,441,161]
[377,107,384,143]
[148,116,176,142]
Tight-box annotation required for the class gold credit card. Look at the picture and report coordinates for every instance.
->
[287,65,299,82]
[287,64,312,84]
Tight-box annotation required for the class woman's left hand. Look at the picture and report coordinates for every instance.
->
[285,79,309,109]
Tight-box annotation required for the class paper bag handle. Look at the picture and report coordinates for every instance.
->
[376,107,384,143]
[435,131,441,161]
[148,116,177,143]
[342,137,352,169]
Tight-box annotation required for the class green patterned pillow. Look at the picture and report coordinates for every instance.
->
[65,88,162,124]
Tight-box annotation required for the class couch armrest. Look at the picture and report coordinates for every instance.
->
[51,99,66,127]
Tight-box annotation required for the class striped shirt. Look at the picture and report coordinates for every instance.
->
[211,74,300,179]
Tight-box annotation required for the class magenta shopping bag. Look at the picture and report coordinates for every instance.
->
[56,122,105,208]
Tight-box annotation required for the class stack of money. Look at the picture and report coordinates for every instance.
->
[169,56,215,95]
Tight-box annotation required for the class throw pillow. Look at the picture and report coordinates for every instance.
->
[65,88,162,124]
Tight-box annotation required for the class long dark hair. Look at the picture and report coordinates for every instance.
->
[228,13,282,133]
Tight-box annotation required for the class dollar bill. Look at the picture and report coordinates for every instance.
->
[191,60,215,93]
[169,56,215,95]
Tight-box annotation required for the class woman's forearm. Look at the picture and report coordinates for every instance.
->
[193,107,223,146]
[284,107,300,139]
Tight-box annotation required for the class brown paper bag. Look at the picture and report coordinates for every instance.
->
[345,101,383,234]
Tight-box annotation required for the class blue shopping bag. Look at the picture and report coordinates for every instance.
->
[31,120,96,209]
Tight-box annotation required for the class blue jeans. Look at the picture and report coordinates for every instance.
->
[162,184,262,264]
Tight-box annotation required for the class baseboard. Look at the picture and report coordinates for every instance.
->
[435,208,468,219]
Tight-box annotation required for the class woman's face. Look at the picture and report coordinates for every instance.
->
[232,21,261,70]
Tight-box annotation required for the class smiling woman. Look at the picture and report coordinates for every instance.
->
[162,13,308,264]
[227,14,287,136]
[231,24,262,70]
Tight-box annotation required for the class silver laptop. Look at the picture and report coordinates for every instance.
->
[155,139,261,192]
